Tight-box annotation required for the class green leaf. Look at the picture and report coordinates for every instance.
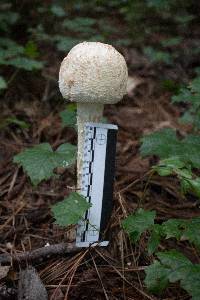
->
[190,77,200,94]
[155,165,173,176]
[183,217,200,248]
[50,4,66,17]
[163,219,186,240]
[7,57,43,71]
[143,47,173,65]
[145,250,200,299]
[62,17,96,33]
[141,129,200,168]
[174,14,195,24]
[140,128,180,158]
[51,192,91,226]
[179,111,194,124]
[183,135,200,168]
[0,117,30,129]
[161,79,180,93]
[122,208,156,242]
[13,143,76,185]
[157,250,192,281]
[54,36,80,52]
[171,76,200,130]
[24,41,39,59]
[172,87,192,104]
[154,157,187,177]
[162,217,200,249]
[195,67,200,75]
[60,105,77,129]
[0,11,19,31]
[147,0,171,10]
[180,265,200,300]
[182,177,200,198]
[161,37,182,47]
[144,260,170,294]
[0,76,7,89]
[148,224,163,254]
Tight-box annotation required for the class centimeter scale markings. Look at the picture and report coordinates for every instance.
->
[76,122,118,247]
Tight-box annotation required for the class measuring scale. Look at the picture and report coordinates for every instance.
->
[76,123,118,247]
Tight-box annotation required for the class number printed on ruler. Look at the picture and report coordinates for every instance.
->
[76,123,118,247]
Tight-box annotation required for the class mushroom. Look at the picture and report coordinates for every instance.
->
[59,41,128,188]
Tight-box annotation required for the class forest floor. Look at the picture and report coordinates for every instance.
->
[0,39,200,299]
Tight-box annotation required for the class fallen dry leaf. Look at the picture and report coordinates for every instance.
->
[127,76,143,97]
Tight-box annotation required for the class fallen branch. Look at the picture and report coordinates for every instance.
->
[0,243,80,264]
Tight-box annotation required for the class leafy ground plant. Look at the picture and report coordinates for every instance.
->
[172,76,200,130]
[122,208,200,254]
[140,128,200,197]
[14,143,76,186]
[140,76,200,197]
[145,250,200,299]
[122,209,200,299]
[13,107,90,226]
[122,75,200,298]
[52,192,91,226]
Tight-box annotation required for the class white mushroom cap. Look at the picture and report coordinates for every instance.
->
[59,41,128,104]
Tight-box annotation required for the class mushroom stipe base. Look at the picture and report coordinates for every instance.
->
[76,122,118,247]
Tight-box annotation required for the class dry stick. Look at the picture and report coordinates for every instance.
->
[138,170,155,207]
[0,243,80,264]
[117,170,153,194]
[8,167,19,194]
[120,230,126,300]
[0,201,25,232]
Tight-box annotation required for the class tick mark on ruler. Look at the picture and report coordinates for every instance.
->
[96,133,106,145]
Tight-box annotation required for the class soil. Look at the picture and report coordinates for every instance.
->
[0,43,200,299]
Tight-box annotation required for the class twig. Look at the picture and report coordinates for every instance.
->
[90,252,110,300]
[0,243,80,264]
[0,201,25,232]
[8,167,19,194]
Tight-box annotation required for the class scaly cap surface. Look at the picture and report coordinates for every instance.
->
[59,41,128,104]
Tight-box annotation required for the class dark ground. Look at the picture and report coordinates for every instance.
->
[0,27,200,300]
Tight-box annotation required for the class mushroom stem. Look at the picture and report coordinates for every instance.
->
[77,102,104,189]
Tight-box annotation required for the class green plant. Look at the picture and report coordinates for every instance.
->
[122,209,200,299]
[140,128,200,197]
[140,76,200,197]
[123,208,200,254]
[145,250,200,299]
[143,46,173,65]
[60,104,77,130]
[12,113,89,225]
[0,116,30,129]
[172,76,200,130]
[52,192,91,226]
[0,2,43,90]
[14,142,76,186]
[122,75,200,298]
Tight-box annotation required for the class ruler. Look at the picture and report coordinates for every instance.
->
[76,122,118,247]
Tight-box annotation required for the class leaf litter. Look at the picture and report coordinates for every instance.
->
[0,42,200,300]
